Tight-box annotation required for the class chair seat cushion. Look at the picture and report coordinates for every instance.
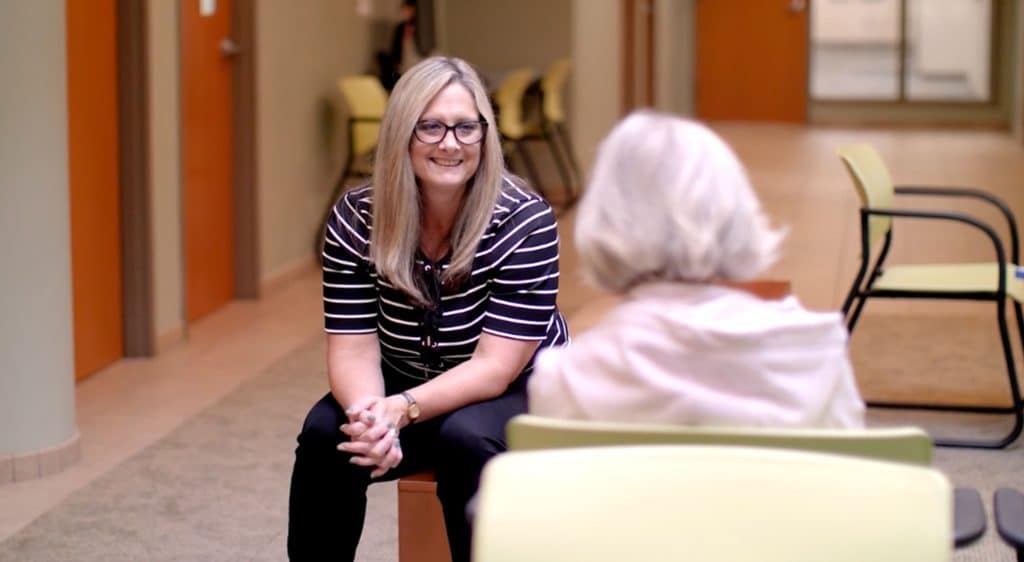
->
[874,262,1024,301]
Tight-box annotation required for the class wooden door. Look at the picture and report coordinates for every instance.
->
[66,0,123,380]
[181,0,235,322]
[696,0,809,122]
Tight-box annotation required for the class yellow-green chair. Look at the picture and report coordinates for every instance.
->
[474,445,953,562]
[538,57,580,206]
[335,75,388,191]
[491,60,579,210]
[505,414,986,548]
[507,413,932,463]
[837,143,1024,449]
[316,76,388,254]
[492,68,546,195]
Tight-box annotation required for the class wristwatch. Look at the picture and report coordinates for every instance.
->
[400,391,421,423]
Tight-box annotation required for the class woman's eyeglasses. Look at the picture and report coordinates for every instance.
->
[419,262,443,372]
[413,119,487,145]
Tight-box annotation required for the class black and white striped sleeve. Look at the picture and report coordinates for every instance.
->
[322,190,378,334]
[482,203,560,340]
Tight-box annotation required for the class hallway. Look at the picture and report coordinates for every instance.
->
[3,124,1024,559]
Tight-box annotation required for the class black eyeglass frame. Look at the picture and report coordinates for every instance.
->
[418,261,444,372]
[412,119,489,145]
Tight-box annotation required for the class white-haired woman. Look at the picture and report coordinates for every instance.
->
[529,111,863,428]
[288,57,568,562]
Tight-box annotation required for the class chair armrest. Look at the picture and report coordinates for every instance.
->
[994,488,1024,553]
[863,208,1008,292]
[954,487,987,548]
[895,186,1020,263]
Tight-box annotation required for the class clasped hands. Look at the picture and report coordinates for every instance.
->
[338,395,407,478]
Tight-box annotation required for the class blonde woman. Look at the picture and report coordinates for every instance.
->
[529,111,864,428]
[289,57,568,562]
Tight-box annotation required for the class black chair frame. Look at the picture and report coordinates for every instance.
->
[315,116,381,256]
[841,186,1024,449]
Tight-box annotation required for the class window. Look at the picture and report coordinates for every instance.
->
[811,0,994,102]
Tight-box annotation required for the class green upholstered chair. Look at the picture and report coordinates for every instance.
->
[505,414,985,548]
[507,413,932,463]
[837,143,1024,449]
[473,445,954,562]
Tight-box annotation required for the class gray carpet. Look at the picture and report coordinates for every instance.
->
[0,337,398,562]
[1,316,1022,561]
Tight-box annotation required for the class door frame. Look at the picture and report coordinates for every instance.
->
[621,0,655,114]
[117,0,258,356]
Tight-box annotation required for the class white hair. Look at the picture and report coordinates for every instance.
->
[574,111,784,292]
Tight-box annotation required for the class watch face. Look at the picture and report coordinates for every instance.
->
[408,403,421,420]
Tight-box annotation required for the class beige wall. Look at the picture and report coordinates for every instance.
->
[147,0,184,341]
[0,0,78,454]
[438,0,571,73]
[654,0,695,116]
[256,0,376,281]
[1017,0,1024,143]
[570,0,622,176]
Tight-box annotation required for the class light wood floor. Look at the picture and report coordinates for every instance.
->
[3,124,1023,542]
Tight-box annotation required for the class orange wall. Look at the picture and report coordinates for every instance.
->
[66,0,123,379]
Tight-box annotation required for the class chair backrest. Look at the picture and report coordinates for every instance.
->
[507,414,933,465]
[837,143,896,249]
[338,76,388,157]
[540,58,570,125]
[493,68,537,140]
[474,445,953,562]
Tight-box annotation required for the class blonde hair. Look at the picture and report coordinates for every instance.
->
[370,57,506,306]
[575,111,784,292]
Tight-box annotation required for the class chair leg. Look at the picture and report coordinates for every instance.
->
[515,141,547,199]
[845,294,869,332]
[554,123,582,190]
[841,273,866,317]
[316,153,355,256]
[543,126,576,208]
[927,302,1020,448]
[870,300,1023,449]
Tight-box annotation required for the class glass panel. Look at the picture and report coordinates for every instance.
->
[905,0,991,101]
[810,0,902,100]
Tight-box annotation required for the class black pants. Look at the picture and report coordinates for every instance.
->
[287,379,527,562]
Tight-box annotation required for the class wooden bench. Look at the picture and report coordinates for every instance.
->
[398,471,450,562]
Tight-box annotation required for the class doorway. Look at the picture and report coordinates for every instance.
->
[66,0,123,380]
[695,0,810,122]
[180,0,237,323]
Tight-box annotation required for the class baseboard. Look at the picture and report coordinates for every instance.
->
[260,255,318,295]
[156,325,185,354]
[1,431,81,486]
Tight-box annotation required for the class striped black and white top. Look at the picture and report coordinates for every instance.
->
[323,182,569,383]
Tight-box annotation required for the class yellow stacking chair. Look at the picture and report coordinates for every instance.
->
[538,57,581,206]
[492,68,546,196]
[316,76,388,254]
[838,143,1024,449]
[335,75,388,192]
[474,446,954,562]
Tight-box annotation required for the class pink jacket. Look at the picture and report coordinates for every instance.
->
[529,283,865,428]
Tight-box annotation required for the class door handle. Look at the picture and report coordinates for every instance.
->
[788,0,807,12]
[219,38,241,58]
